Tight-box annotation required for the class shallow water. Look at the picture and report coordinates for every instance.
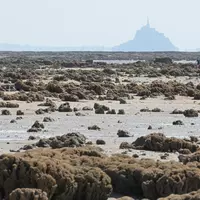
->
[94,59,196,64]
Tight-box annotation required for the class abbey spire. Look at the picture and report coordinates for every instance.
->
[147,17,150,27]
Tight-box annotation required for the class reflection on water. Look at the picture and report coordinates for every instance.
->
[94,60,196,64]
[94,60,145,64]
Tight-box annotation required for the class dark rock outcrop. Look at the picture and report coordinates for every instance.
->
[127,133,198,153]
[36,133,86,149]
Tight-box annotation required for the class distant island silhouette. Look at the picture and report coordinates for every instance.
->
[113,19,178,52]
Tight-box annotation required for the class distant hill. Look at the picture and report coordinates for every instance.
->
[113,21,178,52]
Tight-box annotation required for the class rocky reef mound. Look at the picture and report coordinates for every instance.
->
[2,147,200,199]
[36,132,86,149]
[0,147,112,200]
[120,133,198,153]
[9,188,48,200]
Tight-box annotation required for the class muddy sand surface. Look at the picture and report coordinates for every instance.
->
[0,95,199,162]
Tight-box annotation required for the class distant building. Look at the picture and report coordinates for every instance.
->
[113,19,178,52]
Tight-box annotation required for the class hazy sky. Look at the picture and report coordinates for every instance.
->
[0,0,199,50]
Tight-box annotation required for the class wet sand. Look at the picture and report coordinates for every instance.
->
[0,95,199,162]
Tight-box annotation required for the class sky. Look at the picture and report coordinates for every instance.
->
[0,0,199,50]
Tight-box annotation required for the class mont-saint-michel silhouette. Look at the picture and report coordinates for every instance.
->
[113,19,178,52]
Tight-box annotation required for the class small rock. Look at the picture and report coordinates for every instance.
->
[32,121,44,129]
[96,139,106,145]
[164,95,175,100]
[73,107,79,112]
[10,149,20,153]
[43,117,54,122]
[140,96,147,100]
[160,155,167,160]
[119,98,127,104]
[58,103,72,112]
[38,98,57,108]
[94,103,101,109]
[160,153,169,160]
[117,130,130,137]
[35,109,45,115]
[82,106,93,111]
[27,128,40,133]
[190,136,198,143]
[118,109,125,115]
[171,109,184,114]
[106,109,116,114]
[148,125,152,130]
[16,110,24,115]
[10,119,17,123]
[121,151,128,155]
[28,136,37,140]
[1,109,11,115]
[133,154,139,158]
[75,112,86,116]
[184,109,198,117]
[140,108,151,112]
[119,142,132,149]
[27,121,44,132]
[94,103,109,111]
[152,108,162,112]
[88,125,101,131]
[95,107,105,114]
[21,145,34,150]
[173,120,184,125]
[86,141,93,145]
